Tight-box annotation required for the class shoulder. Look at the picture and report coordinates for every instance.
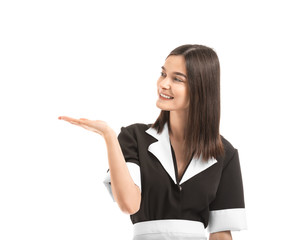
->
[120,123,152,135]
[220,135,239,167]
[118,123,152,141]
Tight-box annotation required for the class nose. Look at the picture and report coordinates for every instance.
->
[159,76,171,89]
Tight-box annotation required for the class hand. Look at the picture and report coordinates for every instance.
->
[58,116,113,138]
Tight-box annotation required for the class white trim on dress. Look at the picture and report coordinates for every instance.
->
[103,162,141,202]
[133,219,206,240]
[208,208,247,233]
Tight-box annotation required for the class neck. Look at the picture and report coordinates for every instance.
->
[169,110,187,141]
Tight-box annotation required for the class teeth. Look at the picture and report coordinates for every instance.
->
[160,93,173,99]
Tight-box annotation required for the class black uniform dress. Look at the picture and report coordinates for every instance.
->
[103,123,247,240]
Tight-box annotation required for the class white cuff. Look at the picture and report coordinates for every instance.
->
[103,162,141,202]
[208,208,247,233]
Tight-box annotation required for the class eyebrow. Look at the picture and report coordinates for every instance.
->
[161,66,187,79]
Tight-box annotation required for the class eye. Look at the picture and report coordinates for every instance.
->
[160,72,166,77]
[174,77,183,82]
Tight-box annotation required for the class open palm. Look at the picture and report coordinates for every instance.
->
[58,116,110,137]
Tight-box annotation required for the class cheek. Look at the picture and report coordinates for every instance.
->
[178,88,188,98]
[180,88,189,104]
[156,78,162,89]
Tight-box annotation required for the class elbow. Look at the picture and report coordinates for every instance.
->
[113,184,142,215]
[120,202,140,215]
[118,194,141,215]
[119,196,141,215]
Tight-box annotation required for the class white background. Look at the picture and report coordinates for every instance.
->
[1,0,281,239]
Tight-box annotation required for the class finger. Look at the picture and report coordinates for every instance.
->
[67,122,91,131]
[59,116,83,124]
[58,116,77,121]
[59,117,95,131]
[69,121,80,125]
[79,118,92,124]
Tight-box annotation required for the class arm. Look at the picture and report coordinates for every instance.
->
[208,148,246,237]
[58,116,141,215]
[209,231,232,240]
[103,130,141,214]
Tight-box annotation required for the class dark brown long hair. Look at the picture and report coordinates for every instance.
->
[152,44,224,161]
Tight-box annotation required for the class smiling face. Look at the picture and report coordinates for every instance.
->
[156,55,189,111]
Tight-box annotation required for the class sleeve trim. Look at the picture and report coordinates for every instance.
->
[103,162,141,202]
[126,162,142,191]
[103,170,115,202]
[207,208,247,233]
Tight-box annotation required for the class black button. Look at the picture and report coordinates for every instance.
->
[178,185,182,191]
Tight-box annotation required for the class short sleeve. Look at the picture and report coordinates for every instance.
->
[103,126,142,202]
[207,149,247,233]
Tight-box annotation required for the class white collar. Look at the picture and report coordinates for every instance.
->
[145,122,217,185]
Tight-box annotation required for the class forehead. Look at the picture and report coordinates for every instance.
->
[163,55,186,74]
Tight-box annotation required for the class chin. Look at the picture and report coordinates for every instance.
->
[156,101,172,111]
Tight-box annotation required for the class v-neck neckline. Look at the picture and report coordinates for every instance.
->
[170,142,192,185]
[146,123,218,185]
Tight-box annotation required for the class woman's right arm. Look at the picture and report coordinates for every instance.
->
[58,116,141,215]
[103,129,141,215]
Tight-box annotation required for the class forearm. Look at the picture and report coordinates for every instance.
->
[209,231,232,240]
[104,130,141,214]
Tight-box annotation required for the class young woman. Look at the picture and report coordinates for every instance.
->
[58,44,247,240]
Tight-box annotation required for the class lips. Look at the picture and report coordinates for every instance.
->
[159,92,174,99]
